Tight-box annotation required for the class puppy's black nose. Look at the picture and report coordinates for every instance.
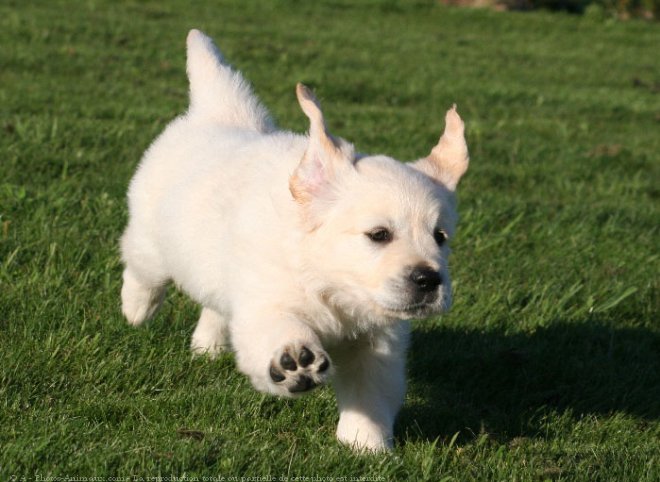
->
[409,267,442,292]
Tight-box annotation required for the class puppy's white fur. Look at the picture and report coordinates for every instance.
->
[120,29,469,451]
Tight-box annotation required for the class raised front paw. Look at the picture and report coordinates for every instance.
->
[269,342,332,396]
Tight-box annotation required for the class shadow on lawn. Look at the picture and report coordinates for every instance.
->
[397,320,660,444]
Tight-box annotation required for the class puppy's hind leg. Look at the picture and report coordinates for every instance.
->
[191,307,230,358]
[121,267,167,326]
[120,226,168,326]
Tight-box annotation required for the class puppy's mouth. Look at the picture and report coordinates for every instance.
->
[377,299,443,320]
[375,282,451,319]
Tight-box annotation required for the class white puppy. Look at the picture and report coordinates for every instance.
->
[120,29,469,451]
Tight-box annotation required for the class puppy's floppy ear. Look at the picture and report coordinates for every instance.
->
[290,83,355,204]
[412,105,469,191]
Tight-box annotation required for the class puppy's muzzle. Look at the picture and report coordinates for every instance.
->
[409,266,442,293]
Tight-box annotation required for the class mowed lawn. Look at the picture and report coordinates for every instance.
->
[1,0,658,479]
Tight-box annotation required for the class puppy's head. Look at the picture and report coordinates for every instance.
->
[291,84,469,323]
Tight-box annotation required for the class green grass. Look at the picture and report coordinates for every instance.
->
[1,0,659,479]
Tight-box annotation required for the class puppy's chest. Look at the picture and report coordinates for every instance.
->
[297,300,377,349]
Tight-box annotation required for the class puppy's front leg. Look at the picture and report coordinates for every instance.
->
[231,309,333,397]
[332,322,410,452]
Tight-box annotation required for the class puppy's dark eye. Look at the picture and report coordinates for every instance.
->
[434,229,448,246]
[366,227,393,244]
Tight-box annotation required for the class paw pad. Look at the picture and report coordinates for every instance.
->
[269,344,331,395]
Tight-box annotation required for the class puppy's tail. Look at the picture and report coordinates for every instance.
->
[185,29,274,132]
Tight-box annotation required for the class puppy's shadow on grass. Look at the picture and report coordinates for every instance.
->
[398,320,660,445]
